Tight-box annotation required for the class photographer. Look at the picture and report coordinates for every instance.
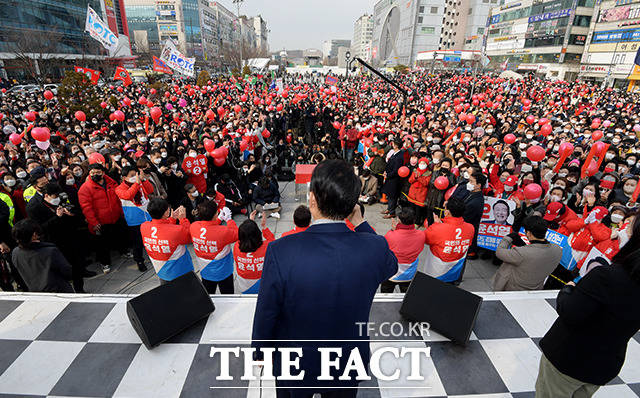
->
[26,182,90,292]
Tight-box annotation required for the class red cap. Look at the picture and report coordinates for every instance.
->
[504,175,518,187]
[591,206,609,222]
[544,202,564,221]
[418,157,429,165]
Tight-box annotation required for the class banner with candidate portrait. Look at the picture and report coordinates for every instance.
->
[477,196,515,251]
[84,5,118,55]
[153,56,173,74]
[160,40,195,77]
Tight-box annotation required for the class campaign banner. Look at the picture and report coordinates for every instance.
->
[325,75,338,86]
[84,5,118,55]
[160,40,195,77]
[477,196,515,251]
[181,155,207,176]
[153,56,173,74]
[74,66,101,85]
[519,228,577,270]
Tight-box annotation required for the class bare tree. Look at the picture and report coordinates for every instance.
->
[220,40,270,70]
[8,29,65,84]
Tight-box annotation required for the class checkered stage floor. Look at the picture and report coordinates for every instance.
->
[0,291,638,398]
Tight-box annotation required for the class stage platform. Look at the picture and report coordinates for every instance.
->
[0,291,638,398]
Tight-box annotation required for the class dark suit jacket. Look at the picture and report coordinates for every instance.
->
[540,265,640,385]
[252,221,398,390]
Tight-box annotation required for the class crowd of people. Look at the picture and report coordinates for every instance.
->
[0,68,639,397]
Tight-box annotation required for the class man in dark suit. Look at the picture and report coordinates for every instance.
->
[382,139,405,219]
[252,159,398,397]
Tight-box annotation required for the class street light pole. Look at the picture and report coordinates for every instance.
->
[233,0,244,70]
[345,50,351,79]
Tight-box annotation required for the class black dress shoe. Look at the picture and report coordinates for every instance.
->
[83,270,97,277]
[137,262,148,272]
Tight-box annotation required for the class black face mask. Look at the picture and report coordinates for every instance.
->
[91,174,103,183]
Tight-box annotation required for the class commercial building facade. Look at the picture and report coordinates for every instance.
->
[485,0,596,81]
[322,39,351,63]
[353,14,374,61]
[0,0,131,80]
[579,0,640,89]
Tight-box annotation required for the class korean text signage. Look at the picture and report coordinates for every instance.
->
[160,39,195,77]
[592,27,640,43]
[528,8,572,23]
[84,5,118,55]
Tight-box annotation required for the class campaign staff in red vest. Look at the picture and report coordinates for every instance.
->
[382,207,425,292]
[115,166,153,272]
[234,210,275,293]
[190,200,238,294]
[423,197,475,282]
[280,205,311,237]
[140,198,193,283]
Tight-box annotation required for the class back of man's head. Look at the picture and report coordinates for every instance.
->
[197,200,218,221]
[446,197,465,218]
[147,198,170,220]
[310,159,361,220]
[524,215,548,240]
[397,207,415,226]
[293,205,311,228]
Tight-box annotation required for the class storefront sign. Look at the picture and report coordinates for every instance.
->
[528,8,572,23]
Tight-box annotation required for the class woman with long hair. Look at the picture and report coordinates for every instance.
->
[536,211,640,397]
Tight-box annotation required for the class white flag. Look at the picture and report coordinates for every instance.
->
[160,40,195,77]
[84,5,118,55]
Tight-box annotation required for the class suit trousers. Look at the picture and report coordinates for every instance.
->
[275,386,357,398]
[202,274,234,294]
[535,354,600,398]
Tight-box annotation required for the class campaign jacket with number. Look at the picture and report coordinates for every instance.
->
[233,228,275,293]
[423,216,475,280]
[384,224,424,282]
[78,175,123,233]
[140,217,193,281]
[115,180,154,226]
[190,219,238,282]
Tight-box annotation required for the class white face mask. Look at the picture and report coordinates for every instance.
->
[138,136,147,143]
[518,143,527,149]
[521,164,533,173]
[4,179,16,187]
[419,163,427,170]
[466,182,475,191]
[550,195,561,202]
[613,139,620,145]
[627,159,635,166]
[191,190,199,197]
[504,185,514,192]
[463,171,470,180]
[66,178,75,186]
[171,164,178,171]
[153,158,161,165]
[114,155,122,162]
[16,171,27,179]
[611,213,624,224]
[605,153,614,160]
[161,152,168,158]
[433,158,440,164]
[47,197,61,206]
[127,177,137,184]
[189,151,197,158]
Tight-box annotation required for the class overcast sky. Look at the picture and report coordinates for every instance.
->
[215,0,373,51]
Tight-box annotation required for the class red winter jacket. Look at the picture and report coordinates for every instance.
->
[78,175,123,233]
[408,169,430,205]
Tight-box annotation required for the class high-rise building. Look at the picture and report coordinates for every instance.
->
[125,0,161,53]
[322,39,351,63]
[579,0,640,89]
[485,0,595,81]
[252,15,269,55]
[0,0,131,80]
[155,0,188,54]
[353,14,374,61]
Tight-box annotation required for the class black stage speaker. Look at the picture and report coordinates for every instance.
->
[126,272,215,348]
[400,271,482,345]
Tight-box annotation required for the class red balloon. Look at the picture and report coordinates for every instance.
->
[526,115,536,125]
[281,90,289,98]
[559,142,574,156]
[262,129,271,138]
[425,104,432,112]
[150,88,157,95]
[117,87,123,93]
[100,101,107,109]
[213,157,226,167]
[276,103,284,112]
[109,113,115,121]
[212,147,226,159]
[24,112,36,122]
[31,127,50,142]
[204,139,216,153]
[150,107,162,122]
[538,117,549,125]
[504,134,516,144]
[398,166,410,178]
[522,98,531,107]
[123,97,131,106]
[592,130,603,141]
[434,176,449,190]
[586,159,598,176]
[594,141,606,156]
[466,114,476,124]
[206,109,216,120]
[523,183,543,200]
[253,97,261,105]
[188,88,195,97]
[416,115,426,124]
[146,100,154,108]
[540,124,552,137]
[526,145,546,162]
[43,90,54,100]
[458,113,467,122]
[114,110,125,122]
[369,108,376,116]
[75,111,86,122]
[9,133,21,145]
[240,94,248,102]
[333,121,342,130]
[164,91,171,98]
[138,96,147,105]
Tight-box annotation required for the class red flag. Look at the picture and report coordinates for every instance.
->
[114,66,133,87]
[153,56,173,74]
[74,66,100,85]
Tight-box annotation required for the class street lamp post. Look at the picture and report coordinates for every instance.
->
[233,0,244,70]
[345,50,351,79]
